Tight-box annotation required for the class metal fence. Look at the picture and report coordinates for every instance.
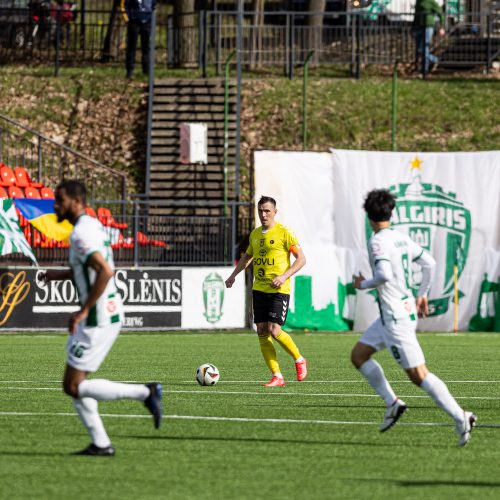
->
[1,5,499,73]
[3,199,253,267]
[0,113,127,201]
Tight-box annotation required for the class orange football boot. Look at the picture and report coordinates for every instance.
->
[295,358,308,381]
[264,375,285,387]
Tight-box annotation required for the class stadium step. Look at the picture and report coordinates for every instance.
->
[149,78,237,216]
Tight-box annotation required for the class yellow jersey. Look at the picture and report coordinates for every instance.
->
[246,223,299,294]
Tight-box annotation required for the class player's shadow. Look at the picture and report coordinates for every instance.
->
[119,434,446,449]
[345,477,500,488]
[245,403,447,411]
[0,451,68,457]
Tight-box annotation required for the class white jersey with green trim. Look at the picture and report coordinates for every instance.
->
[69,214,123,328]
[367,227,424,323]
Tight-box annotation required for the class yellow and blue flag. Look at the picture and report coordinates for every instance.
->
[14,199,73,242]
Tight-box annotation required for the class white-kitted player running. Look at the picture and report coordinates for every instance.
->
[41,180,162,456]
[351,188,476,446]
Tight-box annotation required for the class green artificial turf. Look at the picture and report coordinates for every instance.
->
[1,331,499,499]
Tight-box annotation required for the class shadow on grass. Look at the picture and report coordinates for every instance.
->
[0,451,68,457]
[250,403,445,411]
[115,434,448,449]
[345,477,500,488]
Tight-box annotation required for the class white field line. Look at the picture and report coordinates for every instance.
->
[0,411,499,428]
[183,380,500,384]
[3,379,500,384]
[0,386,499,400]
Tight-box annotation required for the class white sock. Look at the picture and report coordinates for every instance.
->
[420,372,464,423]
[273,372,284,379]
[359,359,397,407]
[78,379,149,401]
[73,397,112,448]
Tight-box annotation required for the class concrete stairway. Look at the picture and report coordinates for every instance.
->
[149,78,237,216]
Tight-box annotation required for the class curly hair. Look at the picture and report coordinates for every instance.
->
[363,189,396,222]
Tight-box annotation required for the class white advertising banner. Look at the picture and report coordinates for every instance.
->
[181,267,246,329]
[254,149,500,332]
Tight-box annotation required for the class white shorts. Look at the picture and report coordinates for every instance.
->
[66,322,121,373]
[359,317,425,369]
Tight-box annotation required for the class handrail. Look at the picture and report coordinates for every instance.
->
[0,113,126,181]
[224,50,236,218]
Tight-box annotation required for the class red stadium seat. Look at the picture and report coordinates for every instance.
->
[136,231,151,246]
[0,186,8,199]
[15,208,28,227]
[8,186,24,199]
[0,166,16,187]
[23,226,31,245]
[152,239,167,248]
[97,207,113,227]
[30,229,42,248]
[111,232,134,250]
[25,186,41,199]
[41,187,55,199]
[97,207,128,230]
[85,206,97,218]
[14,167,43,189]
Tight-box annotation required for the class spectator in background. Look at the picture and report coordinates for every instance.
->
[413,0,445,76]
[122,0,156,79]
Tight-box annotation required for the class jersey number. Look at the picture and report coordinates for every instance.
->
[391,345,402,361]
[401,253,411,289]
[70,341,86,359]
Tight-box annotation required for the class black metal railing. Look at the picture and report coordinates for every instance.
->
[0,113,127,201]
[3,199,253,267]
[1,6,498,74]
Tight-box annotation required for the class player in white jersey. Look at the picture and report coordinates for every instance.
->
[41,180,162,456]
[351,189,476,446]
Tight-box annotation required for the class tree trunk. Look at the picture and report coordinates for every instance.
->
[250,0,265,68]
[101,0,121,62]
[307,0,325,62]
[173,0,197,68]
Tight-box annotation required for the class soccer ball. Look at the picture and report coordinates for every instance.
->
[196,363,220,386]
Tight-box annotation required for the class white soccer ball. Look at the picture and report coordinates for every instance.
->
[196,363,220,386]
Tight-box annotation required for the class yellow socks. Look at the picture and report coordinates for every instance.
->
[258,334,280,374]
[275,330,301,361]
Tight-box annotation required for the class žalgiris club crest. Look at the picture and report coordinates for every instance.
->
[365,157,472,316]
[203,272,225,323]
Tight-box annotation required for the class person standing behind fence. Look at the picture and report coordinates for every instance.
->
[413,0,445,76]
[122,0,156,79]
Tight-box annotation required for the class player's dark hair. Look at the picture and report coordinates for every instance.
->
[57,180,87,205]
[258,196,276,207]
[363,189,396,222]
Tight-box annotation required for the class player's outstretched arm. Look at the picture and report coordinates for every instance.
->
[225,253,253,288]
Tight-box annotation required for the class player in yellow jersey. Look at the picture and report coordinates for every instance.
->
[225,196,307,387]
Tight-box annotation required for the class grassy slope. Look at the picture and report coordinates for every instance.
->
[1,332,500,499]
[0,67,148,190]
[1,67,498,194]
[242,77,500,157]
